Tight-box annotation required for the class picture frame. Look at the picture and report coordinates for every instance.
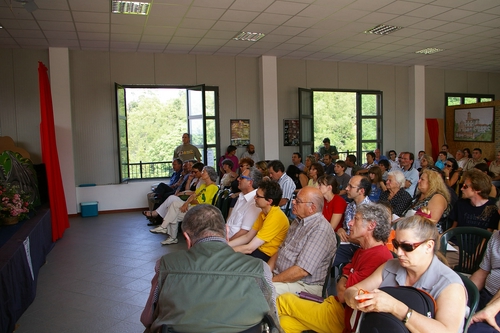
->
[284,119,300,146]
[454,107,494,142]
[230,119,250,146]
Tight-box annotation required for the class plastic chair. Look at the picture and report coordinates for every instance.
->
[439,227,492,275]
[457,272,479,333]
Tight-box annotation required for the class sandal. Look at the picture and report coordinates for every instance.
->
[142,210,157,218]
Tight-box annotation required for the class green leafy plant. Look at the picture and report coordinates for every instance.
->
[0,182,33,220]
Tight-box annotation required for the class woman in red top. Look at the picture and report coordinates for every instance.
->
[318,175,347,232]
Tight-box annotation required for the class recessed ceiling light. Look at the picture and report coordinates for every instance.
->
[233,32,266,42]
[111,1,150,15]
[365,24,402,35]
[415,48,444,55]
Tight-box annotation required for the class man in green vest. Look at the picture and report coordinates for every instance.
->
[141,204,281,333]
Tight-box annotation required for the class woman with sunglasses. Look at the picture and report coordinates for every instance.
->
[345,215,467,333]
[443,158,460,191]
[406,169,451,233]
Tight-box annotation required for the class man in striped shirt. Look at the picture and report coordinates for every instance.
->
[268,160,296,210]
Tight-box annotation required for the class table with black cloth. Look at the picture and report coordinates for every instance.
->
[0,205,54,333]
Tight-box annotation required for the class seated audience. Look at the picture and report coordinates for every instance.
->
[474,163,498,198]
[256,160,270,179]
[378,159,390,181]
[307,162,324,188]
[323,153,335,175]
[379,170,413,217]
[150,166,218,245]
[345,215,467,333]
[141,204,281,333]
[469,229,500,333]
[443,158,460,192]
[357,152,377,174]
[226,167,262,240]
[435,151,447,170]
[318,175,347,231]
[144,162,203,219]
[455,149,468,169]
[229,180,289,262]
[220,158,237,188]
[388,150,399,170]
[418,154,434,174]
[367,166,386,202]
[268,160,296,210]
[218,145,238,174]
[333,160,350,196]
[345,154,361,177]
[334,175,372,267]
[449,169,499,231]
[286,164,307,192]
[277,204,393,333]
[269,187,336,296]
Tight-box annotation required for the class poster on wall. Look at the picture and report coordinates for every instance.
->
[454,107,494,142]
[284,119,299,146]
[230,119,250,146]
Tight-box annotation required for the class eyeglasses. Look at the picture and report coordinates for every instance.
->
[346,183,359,189]
[445,164,453,168]
[391,239,430,252]
[293,198,313,205]
[255,193,265,199]
[238,175,252,181]
[462,183,471,190]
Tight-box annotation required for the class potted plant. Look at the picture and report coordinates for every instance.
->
[0,182,33,225]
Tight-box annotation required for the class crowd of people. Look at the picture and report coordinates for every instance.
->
[140,133,500,333]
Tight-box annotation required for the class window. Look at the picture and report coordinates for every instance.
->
[446,93,494,106]
[115,84,219,182]
[299,89,383,164]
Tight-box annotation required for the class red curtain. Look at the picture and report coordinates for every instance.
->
[38,62,69,242]
[426,118,440,159]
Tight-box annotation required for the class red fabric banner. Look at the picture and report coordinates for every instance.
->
[38,62,69,242]
[426,118,440,160]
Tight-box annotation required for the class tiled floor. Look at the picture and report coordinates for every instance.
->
[15,211,184,333]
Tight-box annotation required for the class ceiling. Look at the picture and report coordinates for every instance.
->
[1,0,500,73]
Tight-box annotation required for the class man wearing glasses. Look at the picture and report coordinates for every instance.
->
[449,169,499,231]
[226,167,263,241]
[334,175,373,266]
[268,187,336,296]
[229,180,289,262]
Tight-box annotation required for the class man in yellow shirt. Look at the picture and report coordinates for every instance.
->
[229,180,289,262]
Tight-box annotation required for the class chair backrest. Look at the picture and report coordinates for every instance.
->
[220,195,232,221]
[322,233,341,298]
[440,227,492,274]
[457,272,479,333]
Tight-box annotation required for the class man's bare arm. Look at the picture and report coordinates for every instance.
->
[272,265,308,283]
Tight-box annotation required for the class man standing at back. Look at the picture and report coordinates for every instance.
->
[141,205,280,333]
[268,160,296,210]
[269,186,337,296]
[173,133,201,162]
[319,138,339,162]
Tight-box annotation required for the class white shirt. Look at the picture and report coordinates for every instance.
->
[226,189,261,238]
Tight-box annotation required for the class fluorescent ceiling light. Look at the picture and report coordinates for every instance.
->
[365,24,402,35]
[233,32,266,42]
[415,47,444,55]
[112,1,150,15]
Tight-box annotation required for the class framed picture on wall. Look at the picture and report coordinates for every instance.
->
[230,119,250,146]
[453,107,494,142]
[284,119,300,146]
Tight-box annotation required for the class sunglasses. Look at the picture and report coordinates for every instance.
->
[238,175,252,181]
[391,239,430,252]
[445,164,453,168]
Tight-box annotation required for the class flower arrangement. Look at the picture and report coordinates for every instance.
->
[0,182,32,221]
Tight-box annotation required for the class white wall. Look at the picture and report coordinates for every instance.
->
[2,47,500,212]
